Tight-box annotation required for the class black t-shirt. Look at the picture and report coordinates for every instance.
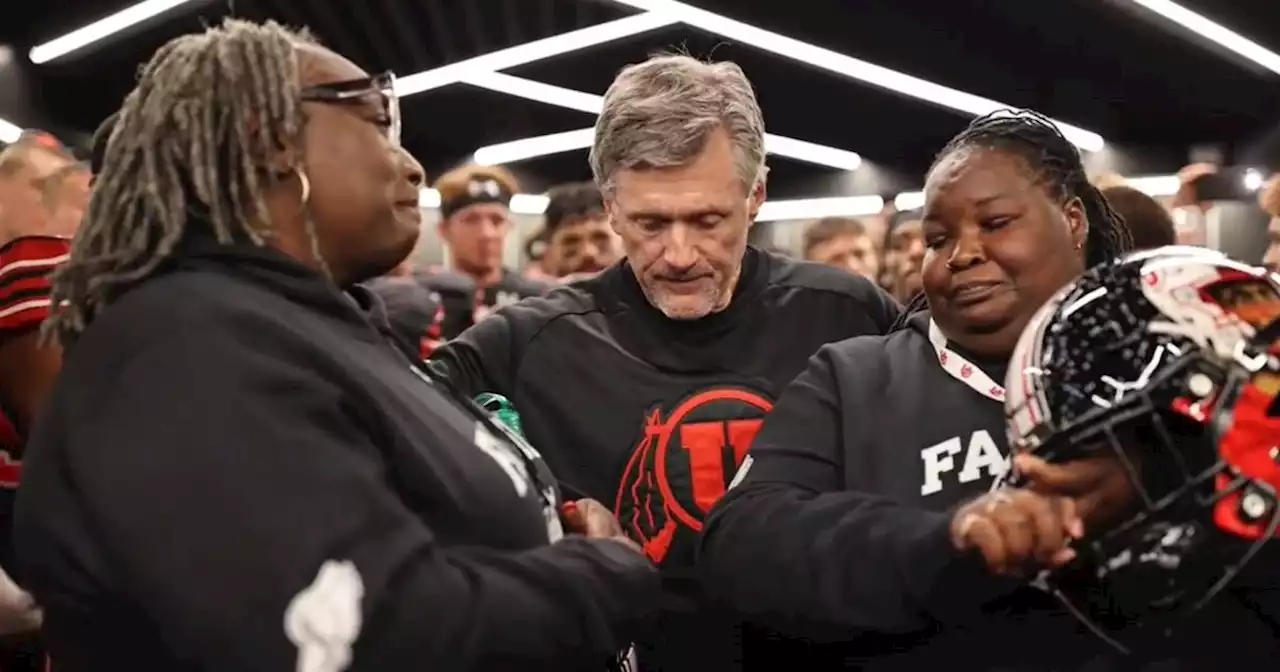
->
[420,268,552,339]
[416,269,477,340]
[15,241,659,671]
[431,247,900,672]
[483,269,553,311]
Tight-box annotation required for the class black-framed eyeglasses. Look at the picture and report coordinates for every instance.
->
[300,71,401,146]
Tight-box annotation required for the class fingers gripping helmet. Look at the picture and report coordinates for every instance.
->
[1004,246,1280,645]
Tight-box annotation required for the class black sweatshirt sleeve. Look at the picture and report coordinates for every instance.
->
[61,331,659,671]
[698,342,1014,637]
[429,307,519,397]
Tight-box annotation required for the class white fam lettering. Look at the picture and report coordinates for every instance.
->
[920,430,1007,496]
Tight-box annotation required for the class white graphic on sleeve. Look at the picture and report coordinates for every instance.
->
[285,560,364,672]
[920,430,1007,496]
[478,420,566,543]
[474,422,530,497]
[727,455,754,490]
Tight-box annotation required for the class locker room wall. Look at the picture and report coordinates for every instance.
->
[1205,202,1269,265]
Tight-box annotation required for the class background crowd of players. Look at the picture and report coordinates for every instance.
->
[0,15,1278,672]
[350,159,1280,355]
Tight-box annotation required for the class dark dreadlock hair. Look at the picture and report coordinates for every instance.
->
[46,19,317,344]
[893,109,1134,324]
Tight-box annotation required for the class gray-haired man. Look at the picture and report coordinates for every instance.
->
[432,54,899,671]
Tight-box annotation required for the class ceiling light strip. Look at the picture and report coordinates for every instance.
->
[893,175,1184,210]
[397,13,677,97]
[604,0,1105,151]
[1119,0,1280,75]
[418,187,881,219]
[29,0,204,64]
[463,73,861,170]
[0,118,22,144]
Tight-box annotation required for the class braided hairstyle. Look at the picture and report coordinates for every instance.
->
[46,19,316,343]
[894,109,1135,323]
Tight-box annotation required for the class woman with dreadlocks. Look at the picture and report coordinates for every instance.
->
[697,110,1156,670]
[15,19,657,672]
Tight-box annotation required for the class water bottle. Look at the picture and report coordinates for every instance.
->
[475,392,525,439]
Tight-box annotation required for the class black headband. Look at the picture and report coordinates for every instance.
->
[440,178,513,219]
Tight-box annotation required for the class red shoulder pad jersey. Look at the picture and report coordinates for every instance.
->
[0,236,71,487]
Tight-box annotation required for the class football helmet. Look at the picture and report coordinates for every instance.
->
[1004,245,1280,648]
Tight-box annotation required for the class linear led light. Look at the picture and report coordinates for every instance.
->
[461,73,862,170]
[509,194,551,214]
[469,124,863,172]
[893,191,926,212]
[464,72,603,114]
[472,128,596,166]
[0,118,21,144]
[397,13,676,97]
[28,0,203,64]
[604,0,1105,152]
[1119,0,1280,75]
[418,187,880,220]
[756,196,884,221]
[1125,175,1182,197]
[891,174,1188,211]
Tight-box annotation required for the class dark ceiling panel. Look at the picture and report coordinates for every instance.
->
[509,23,980,180]
[3,0,1279,192]
[402,84,592,177]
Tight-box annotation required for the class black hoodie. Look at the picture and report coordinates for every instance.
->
[698,310,1280,670]
[13,237,660,672]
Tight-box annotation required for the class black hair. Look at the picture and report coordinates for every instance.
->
[893,109,1135,324]
[543,181,605,236]
[1100,185,1176,250]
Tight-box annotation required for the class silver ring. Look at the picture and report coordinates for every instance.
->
[986,490,1014,513]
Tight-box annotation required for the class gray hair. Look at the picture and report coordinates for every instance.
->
[47,19,314,343]
[590,54,767,197]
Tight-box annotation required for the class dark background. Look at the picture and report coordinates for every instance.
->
[2,0,1279,198]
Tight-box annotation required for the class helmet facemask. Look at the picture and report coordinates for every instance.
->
[1005,249,1280,651]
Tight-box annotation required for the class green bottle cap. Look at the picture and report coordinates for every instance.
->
[475,392,525,438]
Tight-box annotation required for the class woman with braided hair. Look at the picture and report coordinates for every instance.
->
[16,19,656,672]
[697,110,1179,670]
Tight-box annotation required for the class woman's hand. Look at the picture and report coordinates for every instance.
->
[562,498,644,554]
[950,488,1082,576]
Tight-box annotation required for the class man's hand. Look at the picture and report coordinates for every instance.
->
[950,488,1082,576]
[562,498,644,554]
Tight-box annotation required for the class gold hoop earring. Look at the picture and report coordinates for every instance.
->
[296,169,311,207]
